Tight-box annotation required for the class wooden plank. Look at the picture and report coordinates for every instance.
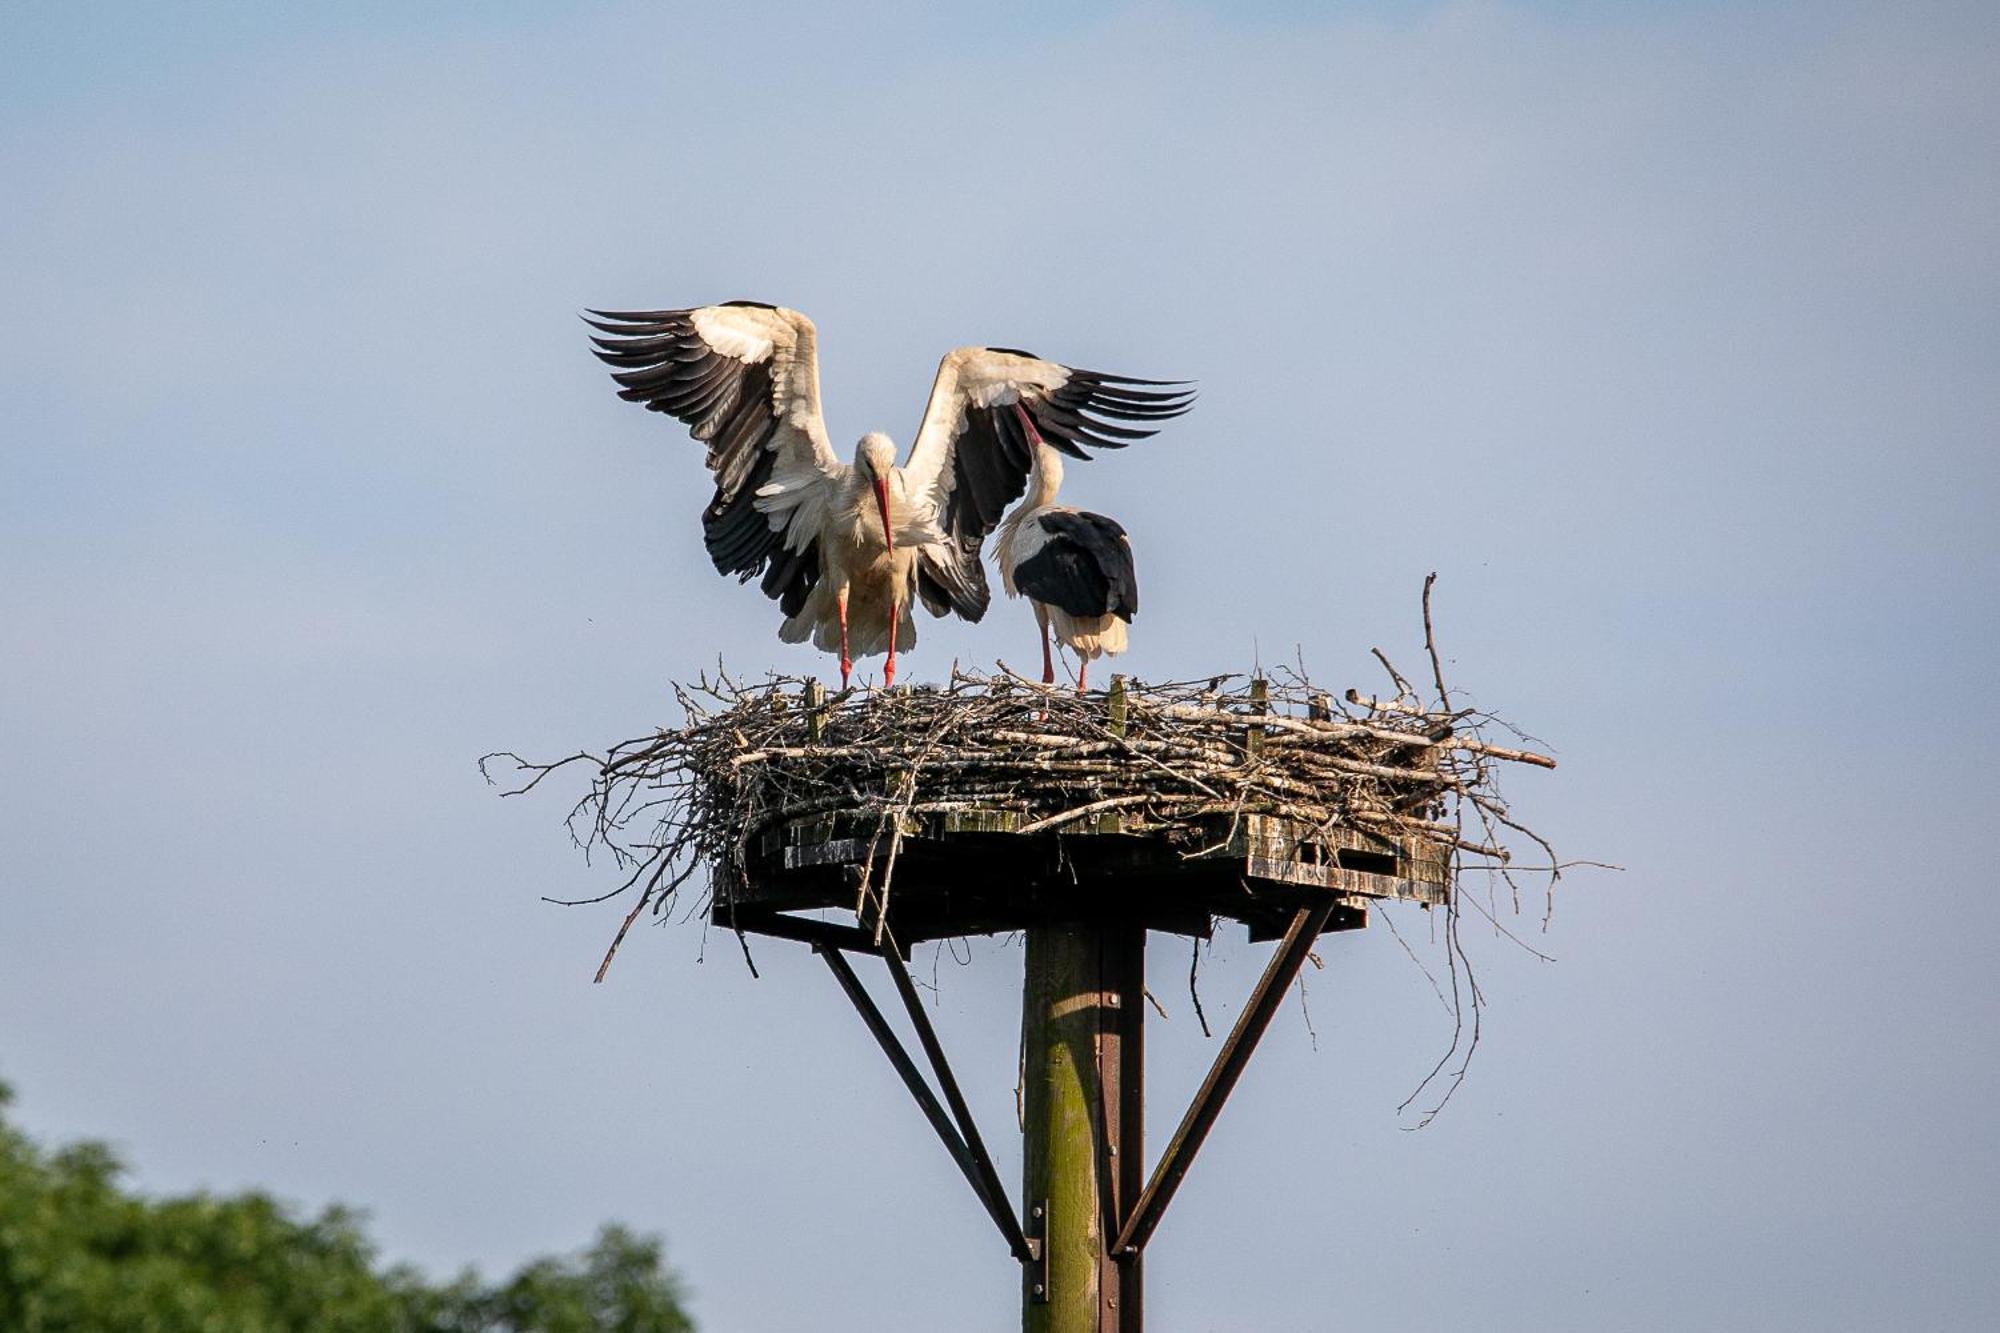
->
[1233,813,1452,887]
[743,804,1451,934]
[783,837,872,870]
[940,810,1025,834]
[711,906,887,955]
[1243,855,1445,905]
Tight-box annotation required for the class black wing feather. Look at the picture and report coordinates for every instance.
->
[585,307,818,612]
[932,368,1184,564]
[916,361,1188,621]
[1015,511,1139,621]
[1024,371,1195,461]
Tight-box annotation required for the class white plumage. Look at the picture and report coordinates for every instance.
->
[587,302,1190,688]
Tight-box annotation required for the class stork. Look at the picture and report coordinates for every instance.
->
[995,438,1140,693]
[585,302,1192,688]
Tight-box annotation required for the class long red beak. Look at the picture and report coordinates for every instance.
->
[873,477,894,554]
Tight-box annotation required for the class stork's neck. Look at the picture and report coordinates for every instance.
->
[1015,442,1064,517]
[995,444,1061,584]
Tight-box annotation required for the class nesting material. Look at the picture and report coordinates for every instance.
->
[486,661,1556,976]
[707,668,1537,851]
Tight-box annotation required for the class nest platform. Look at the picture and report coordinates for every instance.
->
[521,666,1556,960]
[738,806,1450,945]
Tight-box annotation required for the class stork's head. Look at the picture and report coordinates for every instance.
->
[856,432,897,479]
[856,432,897,552]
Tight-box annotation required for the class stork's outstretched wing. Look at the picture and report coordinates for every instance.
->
[900,346,1192,621]
[585,302,841,616]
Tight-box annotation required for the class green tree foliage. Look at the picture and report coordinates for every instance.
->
[0,1079,694,1332]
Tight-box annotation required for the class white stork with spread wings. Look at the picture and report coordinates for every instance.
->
[586,301,1193,688]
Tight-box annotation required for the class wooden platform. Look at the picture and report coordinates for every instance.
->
[710,806,1451,947]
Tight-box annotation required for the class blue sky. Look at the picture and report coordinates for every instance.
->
[3,2,1997,1329]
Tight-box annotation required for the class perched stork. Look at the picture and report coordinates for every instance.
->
[585,302,1192,688]
[996,440,1139,692]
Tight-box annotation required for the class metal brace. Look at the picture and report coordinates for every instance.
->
[1023,1199,1048,1304]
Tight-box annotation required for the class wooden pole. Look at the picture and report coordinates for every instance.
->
[1021,924,1143,1332]
[1022,676,1144,1332]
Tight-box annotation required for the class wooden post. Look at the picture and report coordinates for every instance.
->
[1022,676,1144,1332]
[1022,925,1144,1333]
[804,679,826,743]
[1098,678,1141,1330]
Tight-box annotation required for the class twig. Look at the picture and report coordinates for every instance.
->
[593,886,653,983]
[1189,937,1212,1040]
[1421,571,1451,713]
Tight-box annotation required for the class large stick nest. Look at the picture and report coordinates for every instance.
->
[486,660,1557,967]
[660,664,1546,863]
[484,582,1568,1123]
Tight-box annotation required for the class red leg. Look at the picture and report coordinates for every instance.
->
[1040,618,1055,686]
[1078,658,1088,694]
[884,599,899,688]
[837,589,852,690]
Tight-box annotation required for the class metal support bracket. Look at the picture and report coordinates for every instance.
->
[876,933,1028,1261]
[1024,1199,1049,1304]
[1112,900,1334,1256]
[813,942,1032,1263]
